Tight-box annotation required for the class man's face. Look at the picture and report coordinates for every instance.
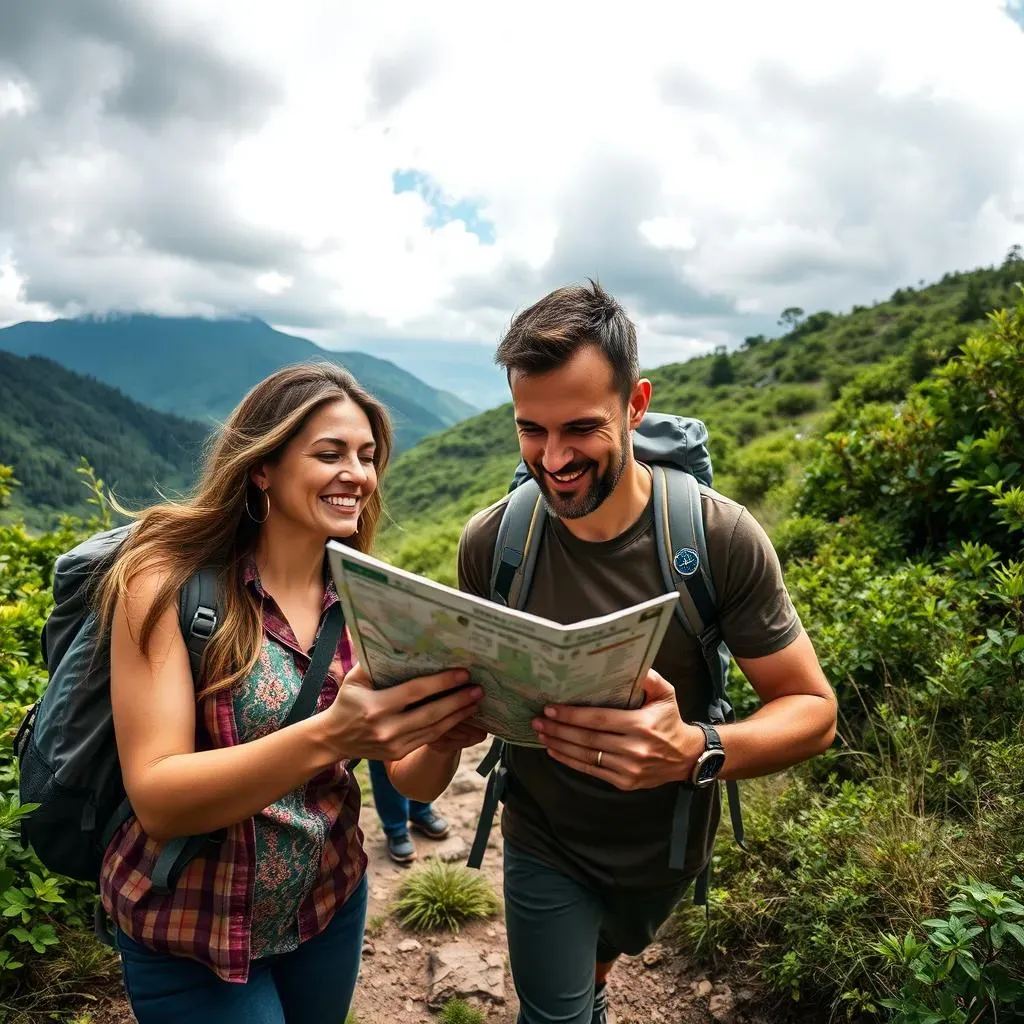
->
[510,345,645,520]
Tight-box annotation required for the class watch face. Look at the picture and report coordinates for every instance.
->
[695,751,726,786]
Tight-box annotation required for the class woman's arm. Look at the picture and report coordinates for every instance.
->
[111,570,482,841]
[384,722,489,803]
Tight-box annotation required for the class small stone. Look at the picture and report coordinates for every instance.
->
[398,938,423,953]
[642,943,665,967]
[362,939,375,956]
[709,988,734,1021]
[451,773,485,795]
[422,834,470,863]
[694,979,713,998]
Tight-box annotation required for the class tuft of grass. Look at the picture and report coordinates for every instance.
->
[438,997,485,1024]
[365,913,387,937]
[392,861,500,933]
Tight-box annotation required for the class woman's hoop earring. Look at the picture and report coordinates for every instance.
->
[245,486,270,524]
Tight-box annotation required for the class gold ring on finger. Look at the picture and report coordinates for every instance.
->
[595,750,603,768]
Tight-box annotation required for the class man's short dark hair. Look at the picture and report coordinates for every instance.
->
[495,279,640,402]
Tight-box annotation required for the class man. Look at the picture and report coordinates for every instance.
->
[456,280,837,1024]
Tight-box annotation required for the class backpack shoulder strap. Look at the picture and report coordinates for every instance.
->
[469,485,545,871]
[490,480,546,611]
[650,465,745,894]
[178,566,220,685]
[650,465,720,654]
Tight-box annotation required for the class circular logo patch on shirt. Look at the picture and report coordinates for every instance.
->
[673,547,700,577]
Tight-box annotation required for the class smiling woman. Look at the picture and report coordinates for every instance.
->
[86,361,484,1024]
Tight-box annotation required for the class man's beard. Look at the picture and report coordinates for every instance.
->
[531,428,630,520]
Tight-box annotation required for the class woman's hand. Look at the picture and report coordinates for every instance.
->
[427,721,489,756]
[322,662,483,763]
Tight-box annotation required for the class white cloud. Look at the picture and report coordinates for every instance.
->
[1,0,1023,371]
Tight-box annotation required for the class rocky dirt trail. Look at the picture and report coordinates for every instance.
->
[350,742,771,1024]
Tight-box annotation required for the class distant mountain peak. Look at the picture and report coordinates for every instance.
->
[0,314,476,451]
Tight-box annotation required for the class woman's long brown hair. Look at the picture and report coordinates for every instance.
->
[94,361,394,698]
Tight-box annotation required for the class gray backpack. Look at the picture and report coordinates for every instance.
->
[14,524,223,903]
[467,412,745,905]
[15,524,344,940]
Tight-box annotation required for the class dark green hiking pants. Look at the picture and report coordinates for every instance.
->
[503,842,692,1024]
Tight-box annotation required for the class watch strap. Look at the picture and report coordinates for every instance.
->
[695,720,723,752]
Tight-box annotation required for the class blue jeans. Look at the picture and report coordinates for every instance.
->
[114,873,367,1024]
[368,759,434,837]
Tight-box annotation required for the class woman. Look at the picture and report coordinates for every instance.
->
[95,363,485,1023]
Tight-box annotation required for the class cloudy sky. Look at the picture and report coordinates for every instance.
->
[1,0,1023,369]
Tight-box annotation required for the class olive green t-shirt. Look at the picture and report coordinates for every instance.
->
[456,484,803,890]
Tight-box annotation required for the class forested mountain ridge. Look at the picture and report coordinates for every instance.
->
[0,350,210,529]
[0,314,476,453]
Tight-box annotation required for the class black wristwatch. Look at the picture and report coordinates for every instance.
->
[689,722,726,788]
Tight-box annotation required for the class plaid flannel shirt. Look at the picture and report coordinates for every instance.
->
[99,556,366,983]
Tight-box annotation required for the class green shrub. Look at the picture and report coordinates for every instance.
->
[676,295,1024,1020]
[771,385,820,417]
[0,468,115,1009]
[438,998,486,1024]
[727,433,806,506]
[876,877,1024,1022]
[800,293,1024,560]
[392,861,500,933]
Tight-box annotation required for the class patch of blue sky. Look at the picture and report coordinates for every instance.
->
[392,169,496,244]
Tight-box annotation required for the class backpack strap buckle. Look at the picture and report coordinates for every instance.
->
[189,606,218,642]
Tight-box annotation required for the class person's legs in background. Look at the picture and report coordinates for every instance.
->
[367,761,449,864]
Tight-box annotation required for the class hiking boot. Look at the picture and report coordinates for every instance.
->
[410,809,450,840]
[386,832,416,864]
[592,982,612,1024]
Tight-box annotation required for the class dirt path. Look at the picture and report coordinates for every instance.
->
[83,742,773,1024]
[351,742,770,1024]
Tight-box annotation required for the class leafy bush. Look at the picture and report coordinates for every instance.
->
[876,877,1024,1022]
[392,861,500,933]
[677,296,1024,1021]
[799,292,1024,560]
[0,468,118,1011]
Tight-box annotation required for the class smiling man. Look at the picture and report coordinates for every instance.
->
[456,280,838,1024]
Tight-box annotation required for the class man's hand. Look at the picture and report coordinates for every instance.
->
[532,669,705,790]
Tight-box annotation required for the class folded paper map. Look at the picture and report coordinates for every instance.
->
[326,541,678,747]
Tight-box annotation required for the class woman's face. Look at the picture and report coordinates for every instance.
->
[254,397,378,540]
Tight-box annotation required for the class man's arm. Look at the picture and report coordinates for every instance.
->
[534,505,837,790]
[715,630,836,780]
[533,633,835,790]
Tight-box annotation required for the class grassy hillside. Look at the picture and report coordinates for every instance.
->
[377,251,1024,584]
[0,351,209,530]
[0,315,476,453]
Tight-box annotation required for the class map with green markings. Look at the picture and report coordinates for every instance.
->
[327,541,678,747]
